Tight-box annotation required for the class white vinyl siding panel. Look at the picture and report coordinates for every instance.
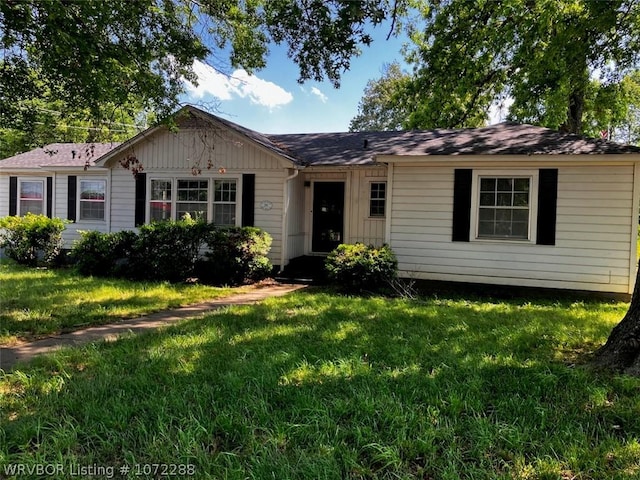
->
[0,176,9,217]
[390,164,635,293]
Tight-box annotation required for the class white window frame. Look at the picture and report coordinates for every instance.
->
[146,175,242,226]
[78,178,107,222]
[368,181,387,218]
[18,178,46,216]
[176,178,209,221]
[212,178,239,227]
[470,170,538,243]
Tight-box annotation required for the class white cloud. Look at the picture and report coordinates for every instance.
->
[310,86,328,103]
[184,60,293,109]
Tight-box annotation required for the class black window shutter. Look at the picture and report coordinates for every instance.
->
[536,168,558,245]
[134,173,147,227]
[242,173,255,227]
[452,169,472,242]
[46,177,53,218]
[67,176,77,221]
[9,176,17,216]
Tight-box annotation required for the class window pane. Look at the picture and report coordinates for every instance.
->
[480,178,496,191]
[20,181,44,199]
[513,193,529,207]
[151,180,172,201]
[479,192,495,206]
[20,200,43,215]
[514,178,530,192]
[176,203,207,221]
[497,193,512,206]
[369,182,386,217]
[150,202,172,222]
[80,201,105,220]
[213,204,236,226]
[477,176,530,240]
[478,221,495,236]
[80,181,105,200]
[497,178,512,191]
[79,180,106,220]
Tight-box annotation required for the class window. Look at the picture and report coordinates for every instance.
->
[369,182,386,217]
[213,179,237,226]
[477,176,530,239]
[177,179,208,221]
[79,180,106,220]
[19,180,44,215]
[150,180,172,222]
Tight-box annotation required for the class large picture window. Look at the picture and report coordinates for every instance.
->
[79,180,106,220]
[150,180,172,222]
[19,180,44,215]
[477,176,530,240]
[213,179,237,226]
[177,180,208,221]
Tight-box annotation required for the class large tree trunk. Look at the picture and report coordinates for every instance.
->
[591,260,640,375]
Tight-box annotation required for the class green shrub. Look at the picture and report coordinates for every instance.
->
[325,243,398,293]
[0,214,67,266]
[134,220,214,282]
[200,227,273,285]
[70,230,138,277]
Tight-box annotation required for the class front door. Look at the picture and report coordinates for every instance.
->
[312,182,345,253]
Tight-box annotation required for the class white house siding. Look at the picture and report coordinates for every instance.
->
[0,175,9,217]
[389,161,637,294]
[105,126,288,264]
[286,172,306,260]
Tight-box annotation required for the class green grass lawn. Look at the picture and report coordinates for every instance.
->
[2,288,639,479]
[0,262,236,344]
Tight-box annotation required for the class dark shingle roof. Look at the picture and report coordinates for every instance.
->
[269,122,640,166]
[0,143,120,169]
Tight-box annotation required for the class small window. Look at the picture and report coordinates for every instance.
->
[369,182,386,217]
[19,180,44,215]
[150,179,172,222]
[477,176,530,239]
[177,179,208,221]
[213,179,237,226]
[79,180,106,220]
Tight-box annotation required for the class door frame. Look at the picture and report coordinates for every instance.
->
[307,179,347,254]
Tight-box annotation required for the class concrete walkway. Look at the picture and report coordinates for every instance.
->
[0,282,306,372]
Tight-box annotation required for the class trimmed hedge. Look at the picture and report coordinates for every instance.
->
[0,214,67,266]
[70,222,272,285]
[325,243,398,293]
[198,227,273,285]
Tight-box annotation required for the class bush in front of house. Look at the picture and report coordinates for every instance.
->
[133,220,214,282]
[71,220,213,281]
[70,229,139,277]
[198,227,273,285]
[325,243,398,293]
[0,214,67,266]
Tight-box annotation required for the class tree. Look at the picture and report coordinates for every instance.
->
[402,0,640,134]
[349,62,411,131]
[1,0,405,130]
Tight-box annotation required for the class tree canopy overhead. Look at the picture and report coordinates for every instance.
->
[0,0,404,130]
[402,0,640,134]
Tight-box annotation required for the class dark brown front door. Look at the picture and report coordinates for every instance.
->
[312,182,345,253]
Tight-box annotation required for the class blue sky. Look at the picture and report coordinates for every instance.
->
[180,24,410,134]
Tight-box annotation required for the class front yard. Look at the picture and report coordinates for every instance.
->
[0,263,236,344]
[1,268,639,479]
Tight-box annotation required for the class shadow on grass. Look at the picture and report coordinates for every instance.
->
[2,290,639,479]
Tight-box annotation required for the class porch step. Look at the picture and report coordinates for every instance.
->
[276,255,328,284]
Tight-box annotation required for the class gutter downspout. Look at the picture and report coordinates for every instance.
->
[280,167,301,273]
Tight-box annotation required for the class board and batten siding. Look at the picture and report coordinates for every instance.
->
[389,162,638,294]
[105,126,289,264]
[303,167,387,251]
